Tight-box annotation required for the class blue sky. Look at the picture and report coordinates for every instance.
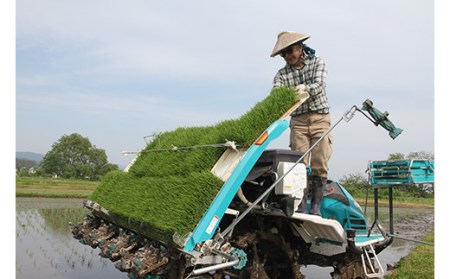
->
[13,0,436,181]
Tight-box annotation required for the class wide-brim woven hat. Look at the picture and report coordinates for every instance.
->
[270,31,310,57]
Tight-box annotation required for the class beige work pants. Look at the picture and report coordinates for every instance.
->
[289,113,333,178]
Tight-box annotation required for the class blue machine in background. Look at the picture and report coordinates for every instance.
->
[367,158,435,247]
[369,159,434,185]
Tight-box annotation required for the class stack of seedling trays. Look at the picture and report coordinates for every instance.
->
[89,87,299,246]
[368,159,435,185]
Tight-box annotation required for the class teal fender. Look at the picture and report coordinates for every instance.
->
[321,182,367,232]
[183,120,289,252]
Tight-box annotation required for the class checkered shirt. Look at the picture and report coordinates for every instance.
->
[273,56,329,115]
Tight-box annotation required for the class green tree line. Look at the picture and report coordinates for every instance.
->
[17,133,118,180]
[18,133,433,189]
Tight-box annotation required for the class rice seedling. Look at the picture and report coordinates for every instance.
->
[89,87,298,245]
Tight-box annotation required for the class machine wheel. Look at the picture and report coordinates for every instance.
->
[228,231,304,279]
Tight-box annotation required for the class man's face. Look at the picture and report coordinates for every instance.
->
[280,45,303,67]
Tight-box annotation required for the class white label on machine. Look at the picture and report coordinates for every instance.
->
[275,162,307,198]
[206,215,219,234]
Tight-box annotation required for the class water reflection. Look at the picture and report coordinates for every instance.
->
[16,197,128,279]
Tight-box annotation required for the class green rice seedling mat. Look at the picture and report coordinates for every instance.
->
[89,87,299,246]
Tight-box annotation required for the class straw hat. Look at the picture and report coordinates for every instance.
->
[270,31,310,57]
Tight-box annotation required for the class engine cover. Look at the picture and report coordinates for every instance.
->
[275,161,307,200]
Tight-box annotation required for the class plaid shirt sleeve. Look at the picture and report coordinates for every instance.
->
[273,70,286,88]
[304,57,327,96]
[272,56,329,114]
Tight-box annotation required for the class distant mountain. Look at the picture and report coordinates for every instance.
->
[16,152,45,162]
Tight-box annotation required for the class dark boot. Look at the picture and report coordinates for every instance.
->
[280,196,295,217]
[310,176,326,216]
[296,187,309,214]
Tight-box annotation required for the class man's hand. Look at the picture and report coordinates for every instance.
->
[295,84,307,101]
[295,84,306,93]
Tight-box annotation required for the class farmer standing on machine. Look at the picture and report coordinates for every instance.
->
[271,31,332,216]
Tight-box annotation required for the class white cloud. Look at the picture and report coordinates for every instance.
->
[16,0,433,86]
[16,75,56,87]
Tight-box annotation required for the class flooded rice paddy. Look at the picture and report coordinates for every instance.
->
[16,197,434,279]
[16,198,128,279]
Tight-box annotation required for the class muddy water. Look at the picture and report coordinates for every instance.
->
[301,206,435,278]
[16,197,128,279]
[16,197,434,279]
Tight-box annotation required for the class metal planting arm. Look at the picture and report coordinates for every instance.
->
[360,99,403,139]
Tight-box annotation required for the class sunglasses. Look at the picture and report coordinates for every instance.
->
[280,45,301,57]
